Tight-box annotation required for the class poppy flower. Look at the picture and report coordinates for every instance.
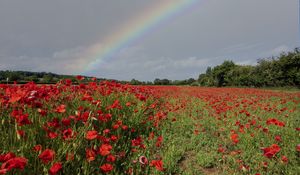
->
[100,163,113,173]
[61,118,71,126]
[99,144,112,156]
[62,128,74,140]
[47,131,58,139]
[110,135,118,142]
[39,149,55,164]
[106,155,116,162]
[1,157,28,171]
[275,135,281,142]
[33,145,42,152]
[86,148,96,162]
[85,130,98,140]
[150,160,164,171]
[0,152,16,163]
[296,144,300,152]
[49,162,62,175]
[16,130,25,138]
[156,136,163,147]
[139,156,148,165]
[231,133,239,144]
[15,114,31,126]
[281,156,288,164]
[261,144,280,158]
[76,75,84,81]
[55,105,66,113]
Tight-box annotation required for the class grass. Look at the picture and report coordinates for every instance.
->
[157,87,300,175]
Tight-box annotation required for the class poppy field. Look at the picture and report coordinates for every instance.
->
[0,79,299,174]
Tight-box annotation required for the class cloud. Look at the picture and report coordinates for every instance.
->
[267,45,291,56]
[0,45,99,74]
[0,0,298,81]
[86,46,221,81]
[235,60,257,66]
[220,43,263,54]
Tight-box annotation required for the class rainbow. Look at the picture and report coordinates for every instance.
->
[83,0,200,74]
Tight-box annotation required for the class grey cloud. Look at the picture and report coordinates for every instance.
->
[86,46,223,81]
[0,0,298,80]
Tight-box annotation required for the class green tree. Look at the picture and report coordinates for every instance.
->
[212,60,236,87]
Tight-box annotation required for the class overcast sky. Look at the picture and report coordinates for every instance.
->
[0,0,298,81]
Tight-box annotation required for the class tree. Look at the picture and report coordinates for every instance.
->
[212,60,236,87]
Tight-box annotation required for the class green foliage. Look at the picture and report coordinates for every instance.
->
[198,48,300,88]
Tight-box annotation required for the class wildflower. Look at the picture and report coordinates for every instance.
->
[281,156,288,164]
[39,149,55,164]
[49,162,62,175]
[275,135,282,142]
[150,160,164,171]
[106,155,116,162]
[85,130,98,140]
[55,105,66,113]
[99,144,112,156]
[156,136,163,147]
[62,128,74,140]
[1,157,28,172]
[0,152,16,163]
[261,144,280,158]
[86,148,96,162]
[100,163,113,173]
[33,145,42,152]
[139,156,148,165]
[76,75,84,81]
[231,133,239,144]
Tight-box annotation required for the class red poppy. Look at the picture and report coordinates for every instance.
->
[261,144,280,158]
[47,131,58,139]
[0,153,15,163]
[156,136,163,147]
[231,133,239,144]
[62,128,74,140]
[110,135,118,142]
[100,163,113,173]
[55,104,66,113]
[139,156,148,165]
[16,130,25,138]
[275,135,281,142]
[76,75,84,81]
[39,149,55,164]
[150,160,164,171]
[15,114,31,126]
[49,162,62,175]
[106,155,116,162]
[61,118,71,126]
[0,169,8,174]
[33,145,42,152]
[86,148,96,162]
[281,156,288,164]
[1,157,28,171]
[64,79,72,86]
[99,144,112,156]
[85,130,98,140]
[296,144,300,152]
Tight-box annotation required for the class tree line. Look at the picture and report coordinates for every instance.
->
[0,48,299,87]
[198,48,300,88]
[0,71,107,84]
[0,71,197,85]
